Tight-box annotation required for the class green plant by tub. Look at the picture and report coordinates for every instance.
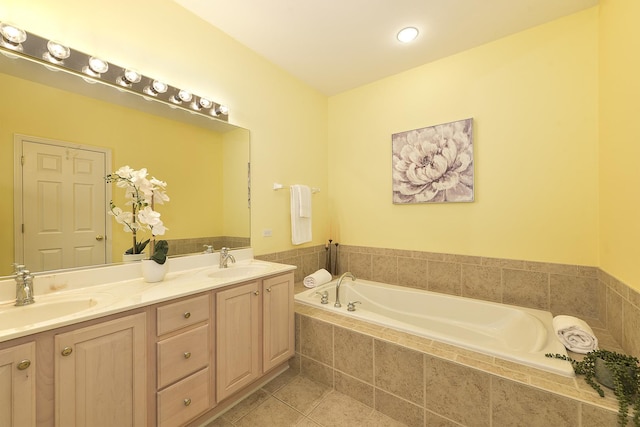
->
[546,349,640,426]
[150,240,169,264]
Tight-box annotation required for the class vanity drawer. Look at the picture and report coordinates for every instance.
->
[157,367,210,427]
[157,324,209,389]
[157,294,209,336]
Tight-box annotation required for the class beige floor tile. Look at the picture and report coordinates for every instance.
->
[274,375,332,414]
[234,397,304,427]
[307,391,374,427]
[262,368,300,394]
[202,416,234,427]
[295,417,323,427]
[220,388,271,423]
[365,411,409,426]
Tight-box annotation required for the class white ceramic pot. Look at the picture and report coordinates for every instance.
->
[122,252,147,262]
[141,259,169,283]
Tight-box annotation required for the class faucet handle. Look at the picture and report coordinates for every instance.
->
[203,245,214,253]
[12,264,26,276]
[315,291,329,304]
[347,301,362,312]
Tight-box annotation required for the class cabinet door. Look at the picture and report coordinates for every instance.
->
[216,281,260,401]
[55,313,146,427]
[0,342,36,427]
[263,273,295,372]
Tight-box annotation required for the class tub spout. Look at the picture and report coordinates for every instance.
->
[335,272,356,308]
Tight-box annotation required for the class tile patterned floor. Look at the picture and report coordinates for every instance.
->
[203,370,407,427]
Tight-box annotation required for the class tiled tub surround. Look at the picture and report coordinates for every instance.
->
[294,304,624,426]
[255,245,640,425]
[257,244,640,359]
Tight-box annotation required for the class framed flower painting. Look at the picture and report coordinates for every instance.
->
[392,118,474,204]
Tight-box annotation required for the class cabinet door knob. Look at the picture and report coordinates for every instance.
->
[184,398,191,406]
[253,290,260,296]
[183,311,191,319]
[61,347,73,356]
[266,287,271,292]
[184,351,191,359]
[95,235,104,241]
[17,359,31,370]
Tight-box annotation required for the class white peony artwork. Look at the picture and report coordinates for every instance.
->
[392,118,474,204]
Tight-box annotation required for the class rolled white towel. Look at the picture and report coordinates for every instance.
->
[303,269,332,288]
[552,315,599,354]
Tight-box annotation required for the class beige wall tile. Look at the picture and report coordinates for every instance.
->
[374,340,424,405]
[397,257,428,289]
[425,356,490,426]
[372,255,398,284]
[623,299,640,358]
[502,269,549,310]
[334,371,374,407]
[374,389,424,427]
[461,264,502,303]
[549,275,599,318]
[301,356,334,388]
[607,287,624,345]
[428,261,461,296]
[581,403,620,427]
[492,378,580,426]
[348,253,373,280]
[300,317,334,366]
[334,326,374,383]
[302,252,322,278]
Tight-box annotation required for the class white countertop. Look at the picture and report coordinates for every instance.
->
[0,249,296,343]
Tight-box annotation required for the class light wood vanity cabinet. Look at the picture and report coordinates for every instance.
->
[156,294,211,427]
[0,341,36,427]
[0,268,294,427]
[55,312,147,427]
[216,272,295,402]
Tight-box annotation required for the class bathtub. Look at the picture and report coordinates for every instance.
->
[295,278,573,377]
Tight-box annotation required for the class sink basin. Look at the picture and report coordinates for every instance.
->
[207,264,271,279]
[0,293,114,331]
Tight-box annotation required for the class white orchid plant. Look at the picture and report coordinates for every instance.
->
[106,166,169,256]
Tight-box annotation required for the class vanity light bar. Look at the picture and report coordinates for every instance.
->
[0,21,229,121]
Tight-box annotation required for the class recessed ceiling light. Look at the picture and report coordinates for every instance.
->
[397,27,419,43]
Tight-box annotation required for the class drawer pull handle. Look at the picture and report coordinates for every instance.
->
[184,352,191,359]
[17,359,31,370]
[184,398,191,406]
[253,291,260,296]
[61,347,73,356]
[184,311,191,319]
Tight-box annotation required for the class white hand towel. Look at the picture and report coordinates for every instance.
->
[552,315,599,354]
[290,185,312,245]
[303,269,332,288]
[297,185,312,218]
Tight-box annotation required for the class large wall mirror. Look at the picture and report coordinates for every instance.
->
[0,53,250,277]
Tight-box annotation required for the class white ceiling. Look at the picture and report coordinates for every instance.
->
[173,0,598,95]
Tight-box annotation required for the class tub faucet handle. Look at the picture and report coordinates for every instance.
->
[347,301,362,312]
[315,291,329,304]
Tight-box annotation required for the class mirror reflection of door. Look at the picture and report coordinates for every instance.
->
[15,135,111,271]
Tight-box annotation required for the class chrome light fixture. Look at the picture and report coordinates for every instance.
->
[0,22,27,51]
[170,89,193,104]
[143,79,168,96]
[0,20,229,122]
[117,68,142,87]
[82,56,109,78]
[43,40,70,64]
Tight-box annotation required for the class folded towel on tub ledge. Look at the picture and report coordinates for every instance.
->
[552,315,599,354]
[303,269,332,288]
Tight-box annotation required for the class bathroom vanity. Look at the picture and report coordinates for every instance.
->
[0,250,295,427]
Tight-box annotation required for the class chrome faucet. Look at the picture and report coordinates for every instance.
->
[334,272,356,308]
[13,264,35,306]
[219,247,236,268]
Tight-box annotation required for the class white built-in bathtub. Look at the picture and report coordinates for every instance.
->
[295,278,573,377]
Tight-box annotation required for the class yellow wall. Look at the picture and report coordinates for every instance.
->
[0,72,224,267]
[599,0,640,289]
[0,0,329,258]
[328,8,599,266]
